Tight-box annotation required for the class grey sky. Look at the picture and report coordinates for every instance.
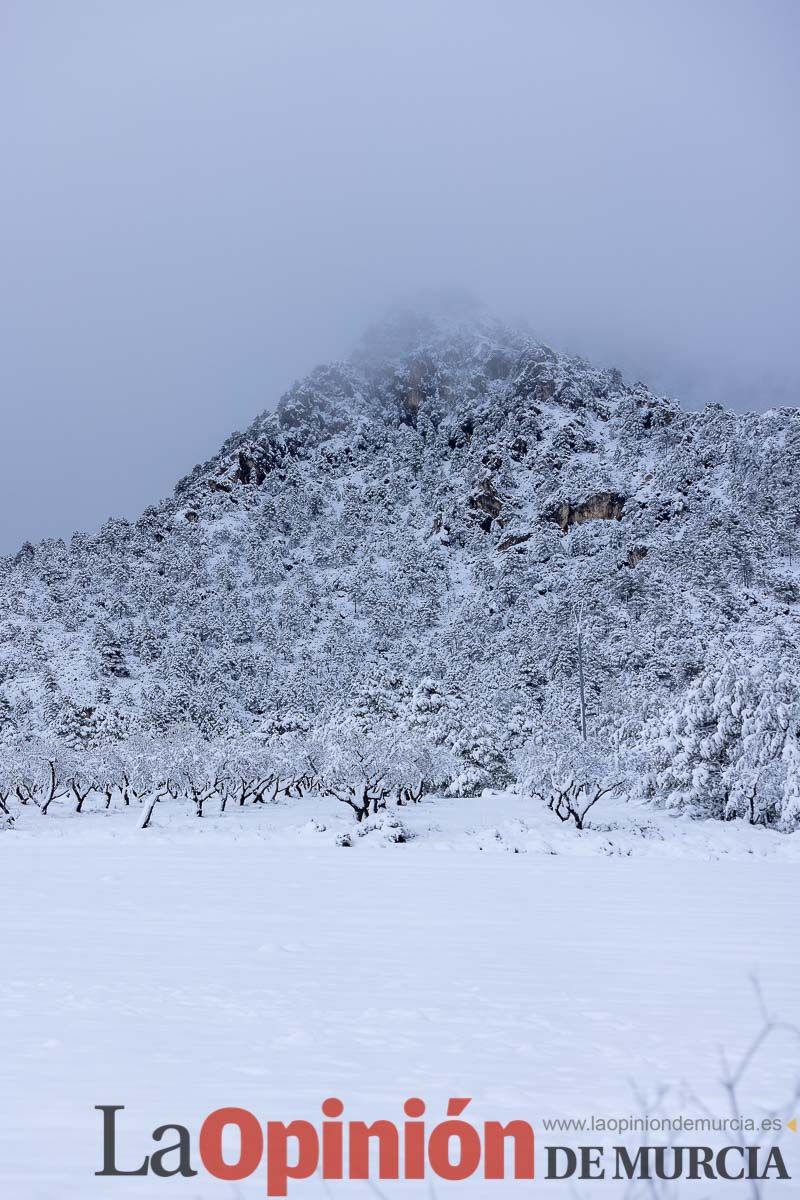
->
[1,0,798,554]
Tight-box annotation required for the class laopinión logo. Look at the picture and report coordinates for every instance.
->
[95,1100,793,1194]
[96,1099,535,1195]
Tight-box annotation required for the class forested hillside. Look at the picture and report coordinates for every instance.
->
[1,310,799,826]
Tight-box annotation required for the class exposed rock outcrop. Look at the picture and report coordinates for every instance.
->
[549,491,626,532]
[469,478,503,531]
[497,531,532,552]
[626,545,649,568]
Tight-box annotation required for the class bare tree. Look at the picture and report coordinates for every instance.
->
[41,759,68,815]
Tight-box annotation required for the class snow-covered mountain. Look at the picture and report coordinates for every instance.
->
[2,308,799,823]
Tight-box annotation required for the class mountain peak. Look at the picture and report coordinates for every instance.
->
[353,292,514,362]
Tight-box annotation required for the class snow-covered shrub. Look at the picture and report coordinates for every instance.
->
[9,739,74,814]
[781,729,800,826]
[357,813,414,843]
[312,719,454,821]
[393,732,457,804]
[446,714,514,796]
[314,720,402,821]
[645,647,799,828]
[517,729,626,831]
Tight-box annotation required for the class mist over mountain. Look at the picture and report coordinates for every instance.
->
[2,308,799,824]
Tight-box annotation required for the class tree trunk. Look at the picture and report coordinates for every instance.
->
[577,625,588,741]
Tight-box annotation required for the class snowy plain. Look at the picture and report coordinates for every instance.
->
[1,791,799,1198]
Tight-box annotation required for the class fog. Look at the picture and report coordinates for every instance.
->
[1,1,798,553]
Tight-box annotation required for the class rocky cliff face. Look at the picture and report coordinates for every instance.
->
[548,492,626,532]
[0,309,798,787]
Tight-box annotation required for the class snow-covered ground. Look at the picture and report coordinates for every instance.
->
[1,793,799,1197]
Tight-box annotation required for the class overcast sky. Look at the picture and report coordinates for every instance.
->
[1,1,798,553]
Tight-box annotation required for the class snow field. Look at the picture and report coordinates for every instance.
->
[1,794,799,1196]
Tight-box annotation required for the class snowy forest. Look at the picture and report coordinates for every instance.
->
[1,310,799,831]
